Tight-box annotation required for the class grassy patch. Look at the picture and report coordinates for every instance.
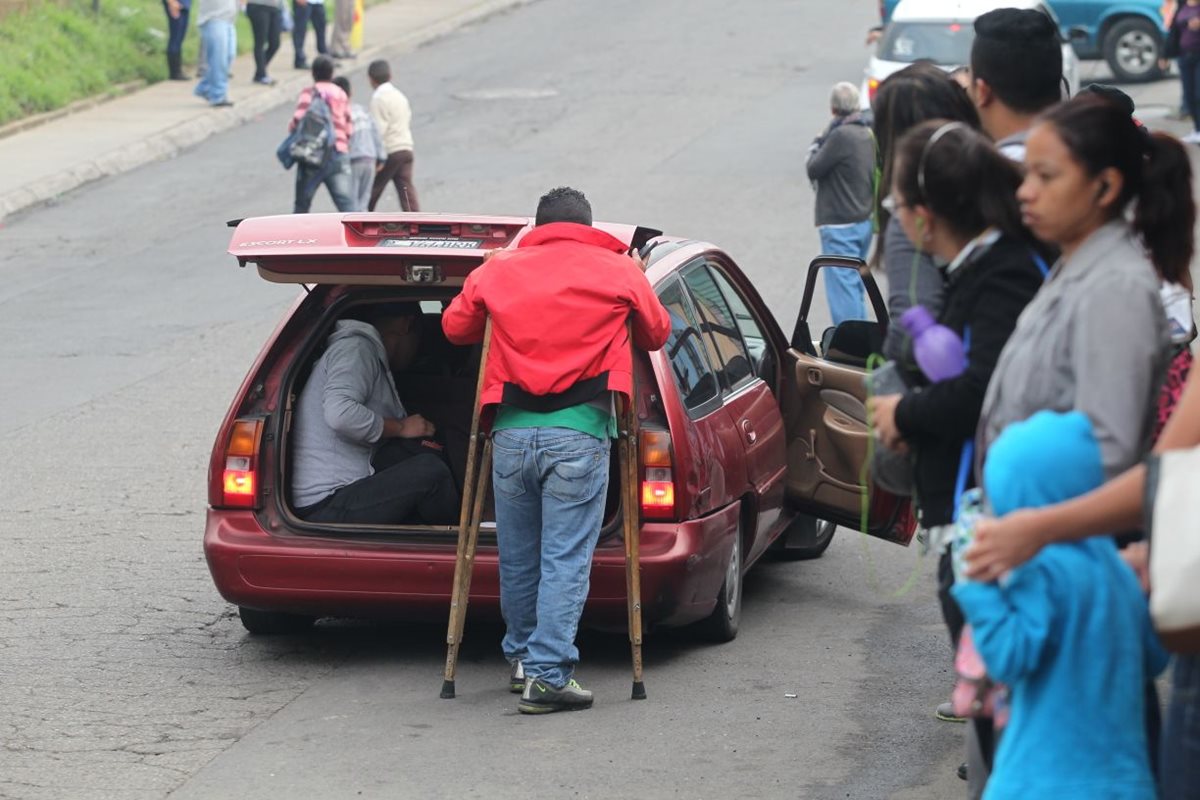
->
[0,0,253,126]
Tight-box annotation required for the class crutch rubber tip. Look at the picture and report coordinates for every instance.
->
[440,680,456,699]
[631,681,647,700]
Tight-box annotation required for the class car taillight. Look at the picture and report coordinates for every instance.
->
[640,429,675,519]
[220,419,263,509]
[868,78,880,105]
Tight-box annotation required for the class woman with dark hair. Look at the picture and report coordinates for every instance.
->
[966,92,1194,795]
[869,122,1044,537]
[871,62,981,361]
[866,124,1045,773]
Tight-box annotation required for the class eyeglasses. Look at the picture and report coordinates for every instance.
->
[881,194,908,214]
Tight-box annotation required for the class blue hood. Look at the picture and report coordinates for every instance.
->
[984,410,1105,517]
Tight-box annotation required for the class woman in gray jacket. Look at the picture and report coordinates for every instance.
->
[971,93,1195,797]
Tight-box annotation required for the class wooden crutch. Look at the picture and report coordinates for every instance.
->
[440,319,493,699]
[619,329,647,700]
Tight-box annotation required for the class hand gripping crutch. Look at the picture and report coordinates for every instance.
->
[441,320,493,699]
[620,329,647,700]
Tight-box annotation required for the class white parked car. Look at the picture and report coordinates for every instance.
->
[861,0,1080,108]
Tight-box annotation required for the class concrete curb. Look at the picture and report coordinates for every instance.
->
[0,0,533,222]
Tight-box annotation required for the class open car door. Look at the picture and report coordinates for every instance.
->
[778,256,914,545]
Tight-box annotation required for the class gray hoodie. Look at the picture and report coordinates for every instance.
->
[291,320,407,508]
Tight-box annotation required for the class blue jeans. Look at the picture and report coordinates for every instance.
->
[1163,654,1200,799]
[491,427,611,688]
[294,152,355,213]
[818,219,873,325]
[163,1,190,56]
[1180,54,1200,133]
[194,18,235,104]
[292,0,327,66]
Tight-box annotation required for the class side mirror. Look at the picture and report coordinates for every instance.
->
[1067,25,1090,44]
[790,256,889,352]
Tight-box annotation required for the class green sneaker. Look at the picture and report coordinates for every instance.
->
[518,678,594,714]
[509,660,525,694]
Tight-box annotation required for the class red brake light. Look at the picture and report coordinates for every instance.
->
[219,419,263,508]
[948,22,961,32]
[640,430,676,519]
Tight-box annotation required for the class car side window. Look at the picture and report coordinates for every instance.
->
[682,264,754,390]
[704,265,769,376]
[657,279,721,412]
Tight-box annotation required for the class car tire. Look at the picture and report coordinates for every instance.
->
[238,606,316,635]
[1103,17,1163,83]
[692,518,744,643]
[770,513,836,560]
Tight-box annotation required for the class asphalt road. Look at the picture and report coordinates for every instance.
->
[0,0,1067,797]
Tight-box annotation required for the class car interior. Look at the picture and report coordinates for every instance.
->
[279,294,626,534]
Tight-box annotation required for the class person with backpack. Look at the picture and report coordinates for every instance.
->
[287,55,354,213]
[333,76,385,212]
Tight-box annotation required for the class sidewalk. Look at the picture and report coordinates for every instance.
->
[0,0,532,222]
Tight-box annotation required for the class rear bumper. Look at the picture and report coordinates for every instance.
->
[203,503,739,628]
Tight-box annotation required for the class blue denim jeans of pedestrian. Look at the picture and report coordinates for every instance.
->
[162,1,190,56]
[193,18,235,104]
[294,152,355,213]
[1180,54,1200,134]
[1163,654,1200,799]
[818,219,873,326]
[491,427,611,688]
[291,0,327,66]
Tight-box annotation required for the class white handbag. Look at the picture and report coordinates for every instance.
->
[1145,447,1200,653]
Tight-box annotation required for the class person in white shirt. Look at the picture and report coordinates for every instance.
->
[367,59,420,211]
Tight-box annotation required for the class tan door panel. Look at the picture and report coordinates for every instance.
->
[780,348,870,519]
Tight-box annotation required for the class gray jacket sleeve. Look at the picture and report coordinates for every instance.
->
[322,338,386,445]
[1071,273,1166,477]
[806,127,845,181]
[881,220,944,361]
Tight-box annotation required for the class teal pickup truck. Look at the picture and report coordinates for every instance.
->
[879,0,1168,82]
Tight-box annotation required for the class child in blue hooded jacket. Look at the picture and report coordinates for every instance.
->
[952,410,1168,800]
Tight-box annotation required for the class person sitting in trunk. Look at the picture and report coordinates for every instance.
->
[291,303,460,525]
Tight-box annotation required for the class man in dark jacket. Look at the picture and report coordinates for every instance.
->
[442,188,671,715]
[806,81,876,325]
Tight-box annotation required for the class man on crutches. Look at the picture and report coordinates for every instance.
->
[442,187,670,714]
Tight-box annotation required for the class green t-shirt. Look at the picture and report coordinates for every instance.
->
[492,400,617,440]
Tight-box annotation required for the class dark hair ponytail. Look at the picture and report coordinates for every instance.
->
[1136,132,1195,289]
[894,120,1026,243]
[1042,95,1195,289]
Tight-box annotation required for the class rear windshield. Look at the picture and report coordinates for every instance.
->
[879,21,973,65]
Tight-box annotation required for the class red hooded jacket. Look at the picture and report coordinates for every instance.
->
[442,222,671,410]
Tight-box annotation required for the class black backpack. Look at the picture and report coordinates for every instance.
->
[288,87,336,168]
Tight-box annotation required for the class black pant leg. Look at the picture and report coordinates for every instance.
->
[292,0,309,66]
[311,4,328,54]
[306,453,460,525]
[247,4,268,80]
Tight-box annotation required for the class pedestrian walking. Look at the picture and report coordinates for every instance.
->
[968,8,1063,161]
[971,93,1192,797]
[367,59,419,212]
[441,187,670,714]
[193,0,238,107]
[288,55,355,213]
[329,0,356,58]
[163,0,191,81]
[871,62,980,362]
[291,0,328,70]
[968,369,1200,800]
[246,0,283,85]
[806,81,875,326]
[1164,0,1200,144]
[953,410,1167,800]
[333,76,385,212]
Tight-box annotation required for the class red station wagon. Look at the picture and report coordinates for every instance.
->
[206,214,914,640]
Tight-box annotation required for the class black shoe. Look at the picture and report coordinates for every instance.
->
[518,678,593,714]
[957,762,968,781]
[254,75,276,86]
[509,660,525,694]
[211,99,235,107]
[294,60,309,70]
[936,701,967,723]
